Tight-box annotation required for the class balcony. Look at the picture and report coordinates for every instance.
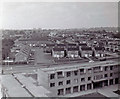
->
[80,72,85,75]
[57,75,64,79]
[93,70,103,73]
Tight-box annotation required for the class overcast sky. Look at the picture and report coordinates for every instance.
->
[1,2,118,29]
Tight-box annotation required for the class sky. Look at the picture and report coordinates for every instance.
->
[1,2,118,29]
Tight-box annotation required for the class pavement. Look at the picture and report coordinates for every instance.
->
[34,48,53,64]
[1,56,119,75]
[97,85,119,97]
[62,85,119,98]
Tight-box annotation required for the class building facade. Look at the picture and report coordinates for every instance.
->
[37,60,119,97]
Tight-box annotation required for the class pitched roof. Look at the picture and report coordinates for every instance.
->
[78,43,87,46]
[68,47,79,51]
[53,47,64,51]
[67,43,77,46]
[15,45,31,56]
[81,47,92,51]
[56,44,65,46]
[46,43,55,47]
[95,47,104,50]
[21,45,31,55]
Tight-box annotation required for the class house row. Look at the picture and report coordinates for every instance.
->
[51,46,105,58]
[44,43,87,53]
[15,45,31,63]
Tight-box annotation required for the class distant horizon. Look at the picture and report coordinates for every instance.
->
[1,26,118,30]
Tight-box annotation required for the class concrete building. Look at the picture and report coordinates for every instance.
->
[37,60,119,97]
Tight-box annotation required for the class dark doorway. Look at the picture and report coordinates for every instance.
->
[93,81,103,89]
[104,80,108,86]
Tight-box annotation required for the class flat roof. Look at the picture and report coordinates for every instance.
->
[1,75,32,97]
[40,60,119,73]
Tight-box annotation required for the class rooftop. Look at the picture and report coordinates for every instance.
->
[81,47,92,51]
[53,47,64,51]
[40,60,119,74]
[67,47,79,51]
[94,47,104,50]
[78,43,87,46]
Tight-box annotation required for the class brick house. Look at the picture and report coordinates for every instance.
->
[67,47,79,58]
[52,48,65,58]
[93,47,105,57]
[15,45,31,62]
[44,43,55,53]
[80,47,93,57]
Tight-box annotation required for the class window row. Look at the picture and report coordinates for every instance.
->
[50,77,91,87]
[50,65,118,79]
[58,84,92,95]
[57,78,119,95]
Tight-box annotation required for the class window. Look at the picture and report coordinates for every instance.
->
[110,66,113,70]
[94,75,103,80]
[66,71,71,77]
[66,87,71,94]
[110,73,113,77]
[104,74,108,78]
[93,66,101,72]
[50,83,55,87]
[87,83,91,90]
[105,66,108,71]
[73,86,79,93]
[58,89,64,95]
[57,71,64,79]
[66,80,71,85]
[88,77,91,81]
[74,70,78,76]
[50,74,55,79]
[81,78,85,82]
[80,85,85,91]
[80,69,84,73]
[58,81,63,86]
[88,68,92,73]
[114,65,118,69]
[57,71,62,75]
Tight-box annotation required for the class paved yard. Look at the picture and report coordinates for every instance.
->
[34,48,53,64]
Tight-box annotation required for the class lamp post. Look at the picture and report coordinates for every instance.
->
[7,57,9,69]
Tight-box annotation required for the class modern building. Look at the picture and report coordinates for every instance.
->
[37,60,119,97]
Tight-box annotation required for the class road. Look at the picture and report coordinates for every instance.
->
[1,57,119,75]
